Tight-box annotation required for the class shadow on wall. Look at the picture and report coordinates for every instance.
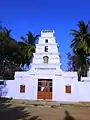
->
[64,110,75,120]
[0,98,41,120]
[0,81,8,97]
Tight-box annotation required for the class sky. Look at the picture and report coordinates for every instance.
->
[0,0,90,70]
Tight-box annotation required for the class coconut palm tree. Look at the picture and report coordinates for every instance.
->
[21,31,39,45]
[18,31,39,69]
[70,20,90,54]
[70,21,90,78]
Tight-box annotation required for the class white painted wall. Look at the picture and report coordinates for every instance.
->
[53,76,79,102]
[77,81,90,101]
[6,74,36,100]
[2,73,90,102]
[52,76,90,102]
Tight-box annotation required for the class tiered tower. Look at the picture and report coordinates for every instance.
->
[30,30,62,75]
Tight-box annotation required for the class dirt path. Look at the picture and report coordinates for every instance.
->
[26,106,90,120]
[0,100,90,120]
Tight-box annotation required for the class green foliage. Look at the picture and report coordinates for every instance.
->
[70,21,90,53]
[0,26,39,79]
[68,20,90,79]
[19,31,39,67]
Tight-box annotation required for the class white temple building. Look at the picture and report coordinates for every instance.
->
[1,29,90,102]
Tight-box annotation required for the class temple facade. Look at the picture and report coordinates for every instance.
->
[1,30,90,102]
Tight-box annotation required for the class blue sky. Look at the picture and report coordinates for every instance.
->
[0,0,90,70]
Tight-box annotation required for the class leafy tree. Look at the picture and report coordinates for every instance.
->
[0,26,39,79]
[0,26,22,79]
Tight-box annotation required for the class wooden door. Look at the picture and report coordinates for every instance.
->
[37,79,52,100]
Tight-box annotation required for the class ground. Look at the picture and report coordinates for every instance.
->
[0,99,90,120]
